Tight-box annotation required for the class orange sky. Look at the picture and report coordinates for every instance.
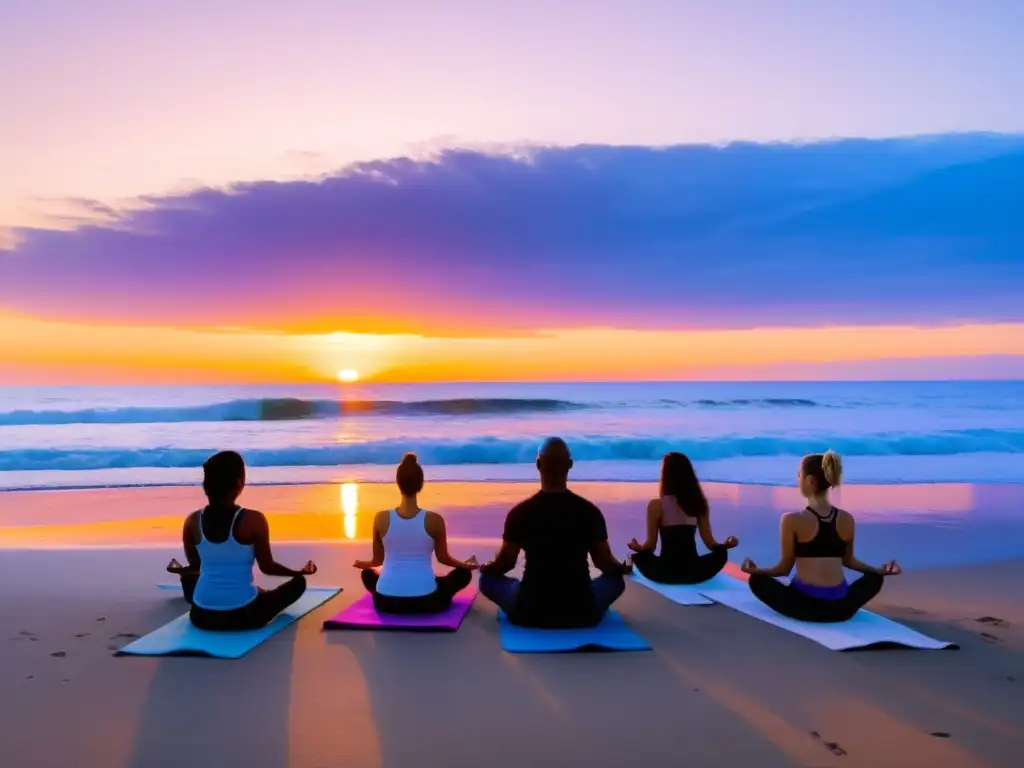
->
[2,312,1023,384]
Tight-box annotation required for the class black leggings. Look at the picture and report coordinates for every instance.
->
[181,574,307,631]
[747,572,884,623]
[361,567,472,614]
[631,546,727,585]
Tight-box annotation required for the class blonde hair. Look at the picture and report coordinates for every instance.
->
[821,450,843,488]
[802,450,843,491]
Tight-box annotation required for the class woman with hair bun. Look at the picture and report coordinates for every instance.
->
[741,450,901,623]
[354,453,478,613]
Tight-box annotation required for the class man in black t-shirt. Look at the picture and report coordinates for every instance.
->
[479,437,632,628]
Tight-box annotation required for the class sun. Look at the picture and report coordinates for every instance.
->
[336,368,360,383]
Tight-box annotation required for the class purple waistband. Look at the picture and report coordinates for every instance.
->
[791,579,849,600]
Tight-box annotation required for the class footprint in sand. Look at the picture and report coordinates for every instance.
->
[930,732,951,739]
[110,633,140,640]
[976,616,1009,628]
[50,651,67,658]
[74,633,90,639]
[809,731,848,757]
[95,617,107,623]
[979,632,1003,644]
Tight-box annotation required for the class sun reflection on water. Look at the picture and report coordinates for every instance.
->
[340,482,359,539]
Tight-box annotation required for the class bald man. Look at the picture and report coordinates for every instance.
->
[479,438,631,628]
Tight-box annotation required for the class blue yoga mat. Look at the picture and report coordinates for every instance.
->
[118,587,342,659]
[497,609,651,653]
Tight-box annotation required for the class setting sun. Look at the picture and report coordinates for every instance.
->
[336,368,360,383]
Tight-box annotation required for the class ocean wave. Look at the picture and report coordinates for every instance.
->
[691,398,822,408]
[0,397,585,426]
[3,429,1024,471]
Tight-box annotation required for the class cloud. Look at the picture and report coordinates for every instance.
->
[3,135,1024,335]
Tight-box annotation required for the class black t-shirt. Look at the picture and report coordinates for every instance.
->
[502,490,608,627]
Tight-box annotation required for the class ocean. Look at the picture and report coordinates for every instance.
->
[1,381,1022,491]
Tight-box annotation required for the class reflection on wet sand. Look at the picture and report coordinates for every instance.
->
[341,482,358,540]
[0,480,1018,554]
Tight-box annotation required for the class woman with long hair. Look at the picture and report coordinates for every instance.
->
[741,450,901,622]
[627,452,738,584]
[354,453,478,613]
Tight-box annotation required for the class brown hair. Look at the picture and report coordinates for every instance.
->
[396,452,424,496]
[202,450,245,501]
[659,452,708,518]
[802,449,843,491]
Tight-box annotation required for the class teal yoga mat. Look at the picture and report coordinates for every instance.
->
[497,609,651,653]
[118,587,342,658]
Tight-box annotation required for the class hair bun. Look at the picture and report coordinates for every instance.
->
[400,452,419,466]
[821,449,843,487]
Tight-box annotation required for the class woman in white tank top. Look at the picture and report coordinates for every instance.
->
[626,452,739,584]
[166,451,319,630]
[353,453,478,614]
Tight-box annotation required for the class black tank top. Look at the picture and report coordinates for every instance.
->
[659,524,699,561]
[793,507,847,558]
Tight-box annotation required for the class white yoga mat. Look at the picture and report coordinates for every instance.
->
[629,571,739,605]
[699,581,958,651]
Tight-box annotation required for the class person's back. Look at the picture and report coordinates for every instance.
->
[353,453,478,614]
[478,437,631,629]
[166,450,318,631]
[510,489,605,627]
[627,452,738,585]
[192,506,258,610]
[375,507,438,597]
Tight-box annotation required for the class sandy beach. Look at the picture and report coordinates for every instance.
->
[3,482,1024,767]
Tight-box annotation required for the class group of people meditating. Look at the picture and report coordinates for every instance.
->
[167,438,901,631]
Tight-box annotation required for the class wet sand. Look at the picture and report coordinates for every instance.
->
[2,482,1024,767]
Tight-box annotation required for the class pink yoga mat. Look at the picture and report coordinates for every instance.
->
[322,588,477,631]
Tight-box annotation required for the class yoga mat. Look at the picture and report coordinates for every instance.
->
[322,588,477,631]
[118,587,342,658]
[698,582,957,651]
[497,609,651,653]
[629,571,742,605]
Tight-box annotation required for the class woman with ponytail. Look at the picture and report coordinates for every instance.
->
[354,453,477,614]
[741,450,901,623]
[627,452,738,584]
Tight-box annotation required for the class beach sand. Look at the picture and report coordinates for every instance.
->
[2,482,1024,767]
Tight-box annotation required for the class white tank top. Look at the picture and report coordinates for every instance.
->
[192,507,259,611]
[375,508,437,598]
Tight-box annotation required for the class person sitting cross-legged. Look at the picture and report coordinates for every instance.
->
[478,437,632,628]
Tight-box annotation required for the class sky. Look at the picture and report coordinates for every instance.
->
[2,0,1023,383]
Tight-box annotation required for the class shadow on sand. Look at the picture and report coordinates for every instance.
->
[124,595,299,768]
[327,585,801,768]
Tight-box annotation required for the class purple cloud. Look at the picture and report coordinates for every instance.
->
[3,135,1024,334]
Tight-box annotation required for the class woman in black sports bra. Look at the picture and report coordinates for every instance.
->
[740,450,901,623]
[627,452,739,584]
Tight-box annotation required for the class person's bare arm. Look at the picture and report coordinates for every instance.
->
[427,512,478,570]
[480,542,520,576]
[628,500,661,552]
[696,513,738,551]
[742,514,796,577]
[841,515,900,575]
[590,540,632,576]
[252,511,315,576]
[168,512,201,575]
[353,512,386,569]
